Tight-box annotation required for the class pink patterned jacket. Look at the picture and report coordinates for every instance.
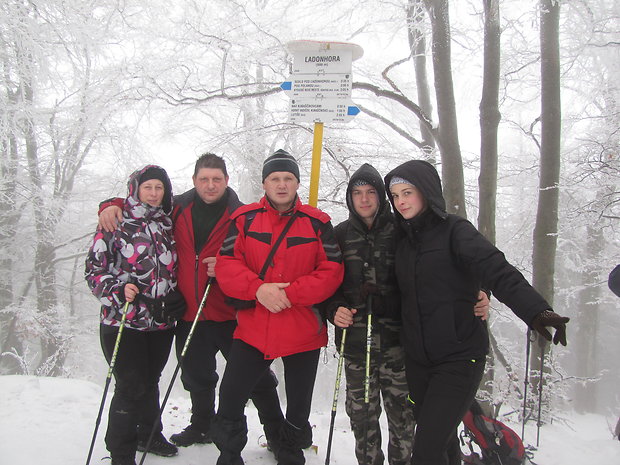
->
[85,165,177,331]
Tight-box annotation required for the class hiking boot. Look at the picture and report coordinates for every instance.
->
[298,422,312,449]
[211,414,248,465]
[137,433,178,457]
[170,424,213,446]
[262,419,284,453]
[110,456,136,465]
[276,446,304,465]
[274,421,308,465]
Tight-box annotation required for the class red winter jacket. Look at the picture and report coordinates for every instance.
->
[99,187,242,322]
[216,196,344,359]
[173,188,242,322]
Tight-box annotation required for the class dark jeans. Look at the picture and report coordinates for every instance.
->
[405,356,485,465]
[100,325,174,457]
[218,339,320,429]
[175,320,283,430]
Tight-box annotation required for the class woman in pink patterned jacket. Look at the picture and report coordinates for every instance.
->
[85,165,182,465]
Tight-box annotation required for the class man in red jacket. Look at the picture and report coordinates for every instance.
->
[211,149,344,465]
[98,153,284,453]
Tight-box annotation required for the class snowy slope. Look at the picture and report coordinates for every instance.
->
[0,375,618,465]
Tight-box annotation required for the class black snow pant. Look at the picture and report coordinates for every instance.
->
[215,339,319,465]
[404,356,485,465]
[175,319,283,434]
[100,324,174,459]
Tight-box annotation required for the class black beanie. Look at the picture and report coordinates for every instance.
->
[139,166,167,187]
[262,149,300,182]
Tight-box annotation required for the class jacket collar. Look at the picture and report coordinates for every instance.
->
[261,194,300,217]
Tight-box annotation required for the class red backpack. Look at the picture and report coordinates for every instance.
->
[461,401,526,465]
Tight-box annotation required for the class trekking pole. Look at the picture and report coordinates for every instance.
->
[325,327,347,465]
[362,295,373,465]
[521,329,532,441]
[536,338,545,448]
[138,277,214,465]
[86,301,130,465]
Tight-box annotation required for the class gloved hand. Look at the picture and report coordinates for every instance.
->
[140,291,186,324]
[360,282,386,316]
[531,310,569,346]
[360,282,380,300]
[161,290,187,323]
[138,294,164,321]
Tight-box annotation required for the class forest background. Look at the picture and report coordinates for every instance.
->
[0,0,619,447]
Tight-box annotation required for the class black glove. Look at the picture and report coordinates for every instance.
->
[531,310,569,346]
[360,282,387,316]
[360,282,380,299]
[160,290,187,323]
[138,294,164,320]
[140,291,186,324]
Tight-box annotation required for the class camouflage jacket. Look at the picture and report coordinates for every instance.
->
[322,164,402,361]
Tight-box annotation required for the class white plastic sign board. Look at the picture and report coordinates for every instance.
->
[283,40,363,124]
[289,98,360,124]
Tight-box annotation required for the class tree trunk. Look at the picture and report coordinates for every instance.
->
[423,0,467,217]
[239,63,268,202]
[532,0,561,306]
[478,0,501,243]
[573,223,602,413]
[477,0,502,411]
[22,78,59,313]
[529,0,562,425]
[0,118,22,372]
[407,0,435,159]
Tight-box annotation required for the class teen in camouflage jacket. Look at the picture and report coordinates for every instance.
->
[322,163,414,465]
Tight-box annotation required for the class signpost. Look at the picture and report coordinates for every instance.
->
[283,40,364,207]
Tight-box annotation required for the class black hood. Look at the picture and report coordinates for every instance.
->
[346,163,390,226]
[384,160,447,222]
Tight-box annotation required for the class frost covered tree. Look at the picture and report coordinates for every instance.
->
[0,0,151,375]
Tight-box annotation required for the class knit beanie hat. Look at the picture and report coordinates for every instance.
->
[139,166,168,187]
[262,149,300,182]
[352,179,370,187]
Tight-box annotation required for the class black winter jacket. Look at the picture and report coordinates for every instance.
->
[385,160,551,365]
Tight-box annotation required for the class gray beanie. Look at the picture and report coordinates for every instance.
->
[262,149,300,182]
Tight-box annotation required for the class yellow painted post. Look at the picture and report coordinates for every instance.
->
[308,122,324,207]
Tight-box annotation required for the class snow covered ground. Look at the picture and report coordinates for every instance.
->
[1,375,619,465]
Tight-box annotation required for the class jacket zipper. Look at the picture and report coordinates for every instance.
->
[194,254,200,308]
[191,207,231,315]
[146,221,161,300]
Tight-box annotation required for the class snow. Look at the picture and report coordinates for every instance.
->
[1,375,619,465]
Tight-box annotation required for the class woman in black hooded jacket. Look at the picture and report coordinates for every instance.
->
[384,160,569,465]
